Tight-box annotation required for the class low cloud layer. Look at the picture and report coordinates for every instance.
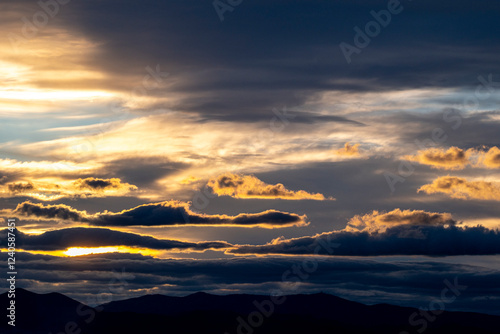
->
[232,224,500,256]
[419,176,500,201]
[207,173,331,200]
[0,227,230,251]
[6,252,499,315]
[11,201,308,228]
[231,211,500,256]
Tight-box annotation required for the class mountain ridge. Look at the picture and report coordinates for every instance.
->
[1,288,498,334]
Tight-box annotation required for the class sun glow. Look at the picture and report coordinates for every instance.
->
[64,247,121,256]
[63,246,157,257]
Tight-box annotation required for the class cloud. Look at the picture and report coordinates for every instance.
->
[1,177,137,201]
[0,227,231,251]
[418,176,500,201]
[230,209,500,256]
[207,173,332,200]
[403,147,471,170]
[73,177,135,191]
[478,146,500,169]
[403,146,500,170]
[8,251,500,315]
[11,201,308,228]
[230,224,500,256]
[345,209,455,233]
[13,201,87,222]
[8,182,35,193]
[336,142,360,157]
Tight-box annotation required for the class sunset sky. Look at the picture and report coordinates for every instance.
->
[1,0,500,315]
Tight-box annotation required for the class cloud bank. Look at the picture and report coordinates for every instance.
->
[11,201,308,228]
[0,227,230,251]
[230,209,500,256]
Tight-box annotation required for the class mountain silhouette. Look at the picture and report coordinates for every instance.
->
[1,289,498,333]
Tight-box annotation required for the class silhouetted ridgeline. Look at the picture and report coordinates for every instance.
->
[1,288,499,334]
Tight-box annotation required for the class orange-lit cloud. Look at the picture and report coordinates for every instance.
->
[345,208,455,233]
[180,176,201,185]
[418,176,500,201]
[403,146,500,170]
[478,146,500,169]
[9,200,308,228]
[1,177,137,201]
[403,147,472,170]
[336,142,360,156]
[207,173,332,200]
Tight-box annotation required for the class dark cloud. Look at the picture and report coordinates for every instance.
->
[0,227,231,251]
[14,201,85,222]
[2,252,500,315]
[75,178,115,190]
[231,224,500,256]
[6,0,499,119]
[12,201,308,228]
[8,182,35,193]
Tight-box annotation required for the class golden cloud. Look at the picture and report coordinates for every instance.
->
[418,176,500,201]
[1,177,137,201]
[336,142,360,156]
[345,208,454,233]
[478,146,500,169]
[403,147,471,170]
[207,173,333,200]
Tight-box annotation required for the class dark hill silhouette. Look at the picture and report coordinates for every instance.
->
[0,288,93,333]
[1,289,499,334]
